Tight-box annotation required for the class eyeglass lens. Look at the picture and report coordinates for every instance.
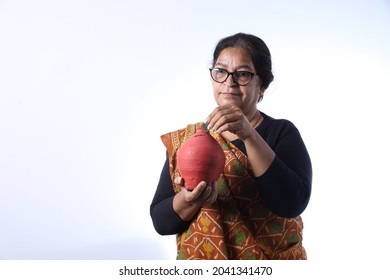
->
[210,68,253,86]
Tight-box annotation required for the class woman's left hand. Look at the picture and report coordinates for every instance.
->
[205,105,254,141]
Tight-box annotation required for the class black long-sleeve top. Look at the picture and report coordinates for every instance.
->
[150,112,312,235]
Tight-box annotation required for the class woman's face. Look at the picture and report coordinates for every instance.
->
[212,47,263,116]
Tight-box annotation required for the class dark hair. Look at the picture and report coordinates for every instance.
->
[212,33,274,89]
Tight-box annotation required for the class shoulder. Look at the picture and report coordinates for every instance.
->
[257,112,304,149]
[259,112,298,136]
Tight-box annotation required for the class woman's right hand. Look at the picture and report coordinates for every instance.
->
[172,177,218,221]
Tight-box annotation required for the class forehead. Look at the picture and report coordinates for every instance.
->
[215,47,254,69]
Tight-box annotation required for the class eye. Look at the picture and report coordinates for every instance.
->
[212,68,228,78]
[235,71,252,78]
[214,68,227,74]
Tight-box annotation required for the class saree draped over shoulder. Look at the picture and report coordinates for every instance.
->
[161,123,307,260]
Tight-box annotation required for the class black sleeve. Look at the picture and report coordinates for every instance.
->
[150,157,191,235]
[254,124,312,218]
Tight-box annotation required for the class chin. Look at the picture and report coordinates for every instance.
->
[217,98,241,108]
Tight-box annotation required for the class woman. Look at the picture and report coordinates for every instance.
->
[150,33,312,260]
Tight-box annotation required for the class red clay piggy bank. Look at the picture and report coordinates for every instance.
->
[177,125,225,191]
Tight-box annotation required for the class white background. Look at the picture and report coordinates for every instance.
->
[1,0,389,270]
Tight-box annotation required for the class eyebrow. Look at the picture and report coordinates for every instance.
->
[214,62,253,71]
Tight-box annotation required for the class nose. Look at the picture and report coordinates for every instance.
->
[224,73,237,87]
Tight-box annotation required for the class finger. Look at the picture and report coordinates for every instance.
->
[205,105,233,128]
[210,184,219,202]
[203,186,214,204]
[209,106,242,132]
[203,184,218,205]
[196,183,213,203]
[215,118,242,134]
[203,184,213,199]
[204,106,223,124]
[174,176,184,186]
[186,181,207,201]
[208,184,219,203]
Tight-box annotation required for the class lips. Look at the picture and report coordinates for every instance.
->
[220,92,241,96]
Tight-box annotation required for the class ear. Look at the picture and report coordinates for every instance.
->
[257,88,265,103]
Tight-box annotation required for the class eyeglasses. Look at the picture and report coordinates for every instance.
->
[209,68,257,86]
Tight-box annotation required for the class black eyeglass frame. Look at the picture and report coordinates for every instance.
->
[209,67,257,86]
